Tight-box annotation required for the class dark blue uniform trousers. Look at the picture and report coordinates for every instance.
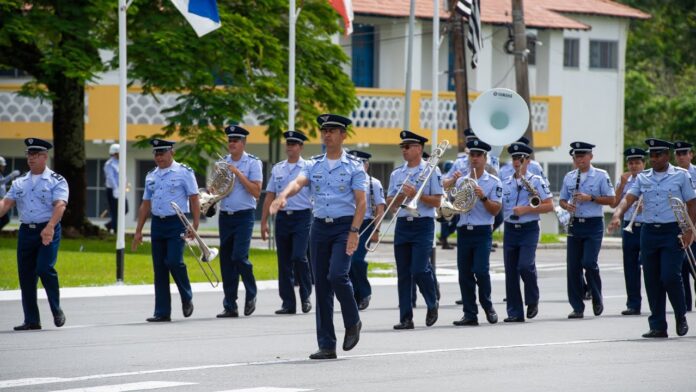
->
[394,217,438,322]
[503,221,540,319]
[566,217,604,313]
[457,225,494,320]
[310,216,360,350]
[622,221,642,311]
[17,222,62,325]
[275,209,313,311]
[150,216,192,317]
[641,223,687,331]
[349,219,373,302]
[680,242,696,311]
[219,209,257,310]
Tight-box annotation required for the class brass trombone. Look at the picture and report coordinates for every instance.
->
[171,201,220,288]
[669,195,696,280]
[361,140,449,252]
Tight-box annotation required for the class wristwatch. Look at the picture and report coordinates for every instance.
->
[480,196,488,202]
[350,226,360,233]
[590,195,596,202]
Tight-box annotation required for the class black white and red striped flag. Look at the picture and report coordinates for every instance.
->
[455,0,483,69]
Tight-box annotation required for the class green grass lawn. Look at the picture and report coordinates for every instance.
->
[0,237,394,290]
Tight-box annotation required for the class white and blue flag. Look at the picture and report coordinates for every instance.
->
[170,0,221,37]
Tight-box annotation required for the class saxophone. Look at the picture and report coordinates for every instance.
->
[519,175,541,208]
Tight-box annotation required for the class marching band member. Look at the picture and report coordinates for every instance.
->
[270,114,365,360]
[611,147,647,316]
[0,156,21,231]
[453,139,502,326]
[674,141,696,311]
[216,125,263,318]
[501,143,553,322]
[388,131,442,330]
[261,130,313,315]
[498,136,547,182]
[609,139,695,338]
[0,138,68,330]
[347,150,385,311]
[442,128,477,189]
[560,142,615,319]
[132,139,199,322]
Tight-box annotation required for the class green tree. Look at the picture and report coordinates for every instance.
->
[0,0,357,234]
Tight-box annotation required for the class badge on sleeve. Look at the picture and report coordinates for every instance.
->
[496,186,503,198]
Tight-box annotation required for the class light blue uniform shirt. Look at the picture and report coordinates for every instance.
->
[387,160,443,219]
[266,158,312,211]
[627,164,696,224]
[364,176,386,220]
[499,160,547,184]
[143,160,199,217]
[219,152,263,212]
[301,151,366,219]
[103,157,119,196]
[445,153,500,179]
[6,168,69,224]
[502,172,552,223]
[559,166,615,218]
[456,171,502,226]
[688,164,696,189]
[616,175,643,223]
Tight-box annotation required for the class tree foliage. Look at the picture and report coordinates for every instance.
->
[619,0,696,147]
[0,0,357,232]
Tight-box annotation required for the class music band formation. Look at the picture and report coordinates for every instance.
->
[1,116,695,360]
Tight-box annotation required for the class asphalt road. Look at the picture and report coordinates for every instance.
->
[1,246,695,392]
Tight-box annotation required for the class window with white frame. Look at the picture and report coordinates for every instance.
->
[589,40,618,70]
[564,38,580,68]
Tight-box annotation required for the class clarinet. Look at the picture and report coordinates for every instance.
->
[567,169,582,229]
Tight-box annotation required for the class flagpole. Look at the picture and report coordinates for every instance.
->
[403,0,416,129]
[289,0,297,132]
[431,0,440,298]
[116,0,132,282]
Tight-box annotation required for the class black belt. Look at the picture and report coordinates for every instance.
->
[571,217,603,224]
[459,224,493,231]
[21,222,49,229]
[623,221,642,228]
[153,214,177,220]
[505,221,539,230]
[220,208,254,215]
[644,222,678,229]
[314,216,353,224]
[397,216,432,222]
[278,209,311,216]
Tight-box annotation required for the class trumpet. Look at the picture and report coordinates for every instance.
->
[623,195,643,234]
[171,201,220,288]
[669,195,696,280]
[362,140,449,252]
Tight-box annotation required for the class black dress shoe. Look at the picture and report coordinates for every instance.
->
[393,320,415,330]
[642,329,668,338]
[503,316,525,323]
[358,296,371,311]
[53,309,66,327]
[593,301,604,316]
[453,316,479,326]
[13,323,41,331]
[485,309,498,324]
[455,299,463,305]
[621,308,641,316]
[146,316,171,322]
[302,301,312,313]
[182,301,194,318]
[676,318,689,337]
[343,321,362,351]
[526,304,538,319]
[244,297,256,316]
[275,308,296,315]
[216,309,239,318]
[425,304,439,327]
[309,349,337,360]
[568,311,584,319]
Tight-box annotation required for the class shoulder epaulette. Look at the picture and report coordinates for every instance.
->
[247,154,260,160]
[50,172,65,181]
[147,167,157,175]
[311,153,325,160]
[180,163,194,172]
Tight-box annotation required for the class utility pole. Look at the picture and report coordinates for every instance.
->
[449,0,470,152]
[512,0,533,147]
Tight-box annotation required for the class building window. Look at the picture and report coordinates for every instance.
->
[564,38,580,68]
[86,159,110,218]
[527,35,536,66]
[589,40,618,70]
[0,68,28,78]
[351,24,376,87]
[547,163,616,194]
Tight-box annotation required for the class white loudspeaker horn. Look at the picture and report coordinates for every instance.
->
[469,88,530,146]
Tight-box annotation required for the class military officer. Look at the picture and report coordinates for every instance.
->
[498,136,547,182]
[500,143,553,322]
[442,128,477,189]
[674,141,696,311]
[270,114,365,360]
[132,139,199,322]
[559,142,615,319]
[387,131,442,330]
[0,156,21,231]
[216,125,263,318]
[610,147,647,316]
[452,139,502,326]
[0,138,68,331]
[609,138,695,338]
[103,143,128,233]
[347,150,386,311]
[261,130,313,315]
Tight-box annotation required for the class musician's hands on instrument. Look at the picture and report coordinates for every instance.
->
[574,192,592,202]
[512,206,528,217]
[562,200,576,213]
[269,197,286,214]
[370,230,379,243]
[402,184,417,199]
[131,231,143,251]
[683,230,694,248]
[474,186,485,199]
[261,221,269,241]
[226,164,241,177]
[619,172,631,185]
[185,229,195,240]
[346,232,358,256]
